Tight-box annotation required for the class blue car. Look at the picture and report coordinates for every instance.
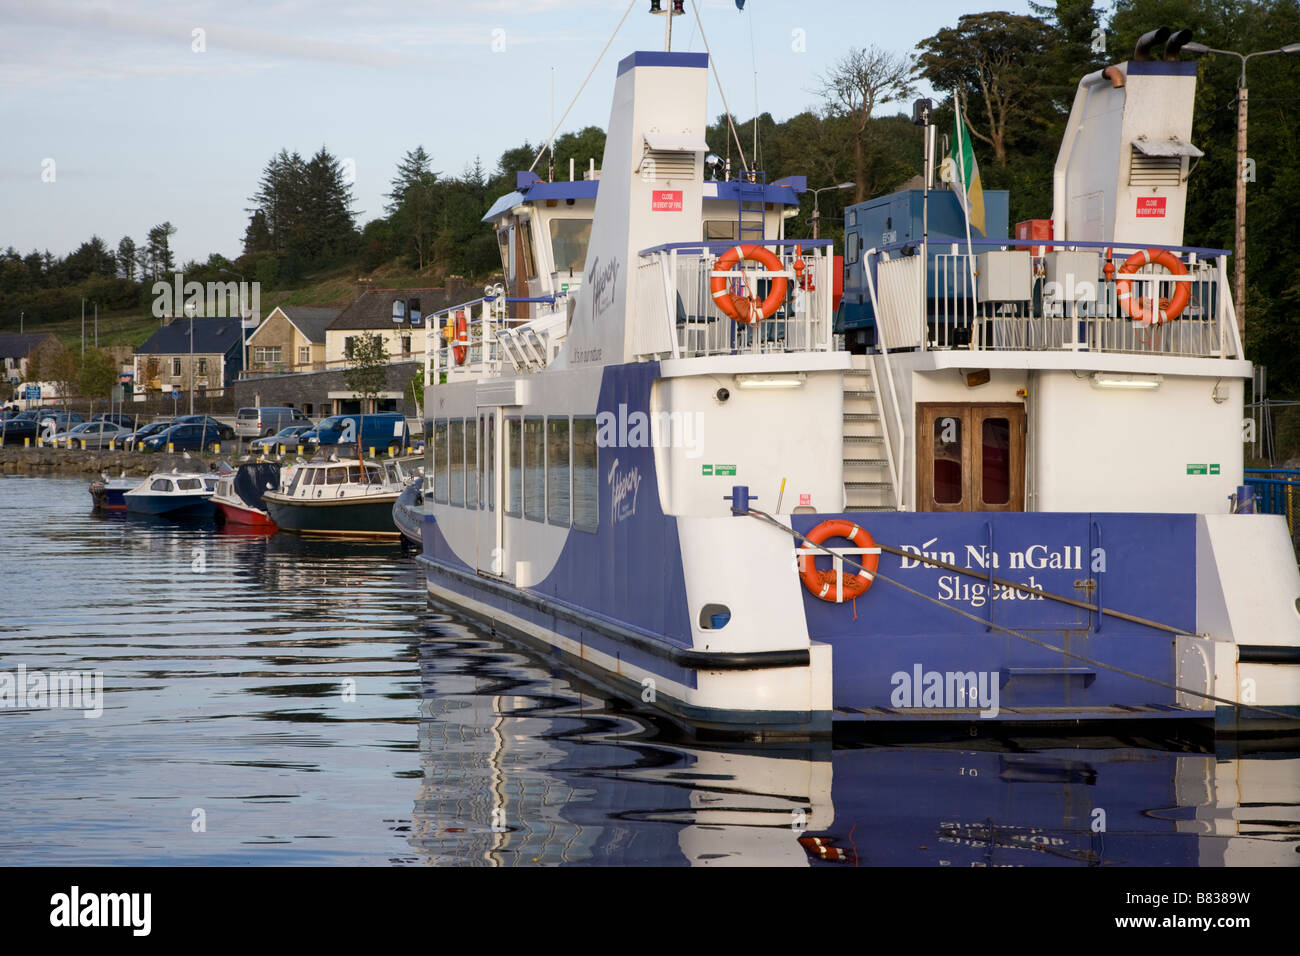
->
[141,422,231,452]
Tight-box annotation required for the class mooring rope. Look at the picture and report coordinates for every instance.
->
[746,507,1296,722]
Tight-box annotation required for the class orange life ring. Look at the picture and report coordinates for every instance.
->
[710,244,789,324]
[798,519,880,603]
[1115,248,1190,325]
[453,311,468,365]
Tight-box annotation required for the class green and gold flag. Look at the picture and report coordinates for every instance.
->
[949,94,986,236]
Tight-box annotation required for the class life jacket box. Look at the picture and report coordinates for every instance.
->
[1015,219,1054,256]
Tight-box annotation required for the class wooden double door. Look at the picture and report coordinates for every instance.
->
[918,403,1025,512]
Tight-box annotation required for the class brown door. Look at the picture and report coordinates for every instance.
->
[917,403,1025,512]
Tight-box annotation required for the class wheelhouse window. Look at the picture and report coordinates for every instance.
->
[572,416,598,533]
[549,219,592,274]
[547,417,570,527]
[524,417,545,522]
[704,220,739,241]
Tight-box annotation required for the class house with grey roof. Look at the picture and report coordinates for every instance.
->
[245,305,341,373]
[132,317,244,396]
[324,281,475,368]
[0,332,60,387]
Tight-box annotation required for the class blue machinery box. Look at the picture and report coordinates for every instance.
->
[835,188,1010,337]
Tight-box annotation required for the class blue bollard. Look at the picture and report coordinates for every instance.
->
[723,485,753,515]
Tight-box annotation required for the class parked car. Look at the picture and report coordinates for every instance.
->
[140,422,231,453]
[236,406,313,440]
[35,411,84,435]
[93,413,137,430]
[250,424,315,454]
[0,416,38,443]
[120,421,175,450]
[51,420,134,449]
[300,413,410,456]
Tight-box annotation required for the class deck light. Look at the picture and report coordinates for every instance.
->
[735,373,806,390]
[1091,373,1163,390]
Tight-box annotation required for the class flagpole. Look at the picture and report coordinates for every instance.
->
[954,91,979,309]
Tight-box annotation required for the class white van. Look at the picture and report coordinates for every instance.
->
[235,406,313,439]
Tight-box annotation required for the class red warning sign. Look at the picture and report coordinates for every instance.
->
[1136,197,1167,218]
[799,493,812,506]
[651,190,683,212]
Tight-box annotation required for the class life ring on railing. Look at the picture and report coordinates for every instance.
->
[453,311,468,365]
[797,519,880,603]
[710,244,789,324]
[1115,248,1190,325]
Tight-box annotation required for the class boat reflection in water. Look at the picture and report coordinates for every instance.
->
[406,603,1298,867]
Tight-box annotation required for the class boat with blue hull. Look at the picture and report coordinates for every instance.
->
[414,19,1300,740]
[123,470,219,517]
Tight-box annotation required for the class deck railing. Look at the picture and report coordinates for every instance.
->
[425,286,573,380]
[868,239,1242,360]
[1244,469,1300,534]
[633,240,837,360]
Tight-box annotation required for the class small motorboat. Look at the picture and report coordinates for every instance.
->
[90,472,139,512]
[392,479,424,546]
[262,456,403,538]
[213,461,283,530]
[123,469,219,517]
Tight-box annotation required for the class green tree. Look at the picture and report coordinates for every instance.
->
[817,46,917,203]
[344,334,388,414]
[78,348,116,416]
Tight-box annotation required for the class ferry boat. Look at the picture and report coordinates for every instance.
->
[262,456,403,539]
[414,25,1300,739]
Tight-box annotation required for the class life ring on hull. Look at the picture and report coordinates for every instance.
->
[453,311,468,365]
[1115,248,1190,325]
[797,519,880,603]
[710,244,789,324]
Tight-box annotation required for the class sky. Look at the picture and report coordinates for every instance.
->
[0,0,1039,266]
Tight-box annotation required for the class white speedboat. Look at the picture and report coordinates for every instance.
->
[123,469,219,517]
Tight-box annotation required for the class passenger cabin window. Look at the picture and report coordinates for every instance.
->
[433,420,448,503]
[572,416,598,533]
[549,219,592,274]
[506,417,522,516]
[524,417,545,522]
[449,419,465,506]
[933,416,962,505]
[547,418,570,527]
[465,419,478,509]
[485,415,495,511]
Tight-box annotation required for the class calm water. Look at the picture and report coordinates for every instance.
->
[0,475,1296,866]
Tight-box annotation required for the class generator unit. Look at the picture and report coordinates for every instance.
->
[836,188,1009,343]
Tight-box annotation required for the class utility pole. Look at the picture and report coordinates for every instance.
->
[80,298,85,358]
[1183,41,1300,347]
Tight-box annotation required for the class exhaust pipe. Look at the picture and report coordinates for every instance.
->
[1134,26,1170,61]
[1164,29,1193,60]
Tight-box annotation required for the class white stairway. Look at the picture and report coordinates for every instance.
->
[843,354,898,511]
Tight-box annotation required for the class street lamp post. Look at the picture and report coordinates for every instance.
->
[810,182,855,240]
[1183,41,1300,346]
[185,301,196,416]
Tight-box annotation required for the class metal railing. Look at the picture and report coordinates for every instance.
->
[634,240,836,360]
[1244,469,1300,534]
[425,287,572,380]
[868,239,1242,360]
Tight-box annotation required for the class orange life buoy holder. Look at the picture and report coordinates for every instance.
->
[797,519,880,604]
[1115,248,1190,325]
[710,244,790,324]
[452,310,468,365]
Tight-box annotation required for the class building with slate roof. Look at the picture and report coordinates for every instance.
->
[245,305,341,373]
[0,332,60,387]
[132,317,244,396]
[324,280,476,367]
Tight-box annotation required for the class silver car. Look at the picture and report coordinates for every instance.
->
[50,420,134,449]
